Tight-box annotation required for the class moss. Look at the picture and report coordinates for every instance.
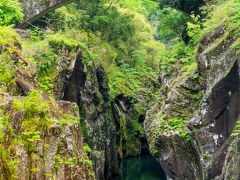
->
[126,140,141,156]
[36,50,58,94]
[231,38,240,54]
[81,144,94,171]
[49,33,79,49]
[0,90,82,178]
[159,117,192,142]
[0,26,20,89]
[79,109,88,139]
[149,143,159,156]
[108,64,159,101]
[203,0,240,34]
[54,154,64,170]
[83,144,92,154]
[231,117,240,138]
[119,116,145,156]
[13,90,50,119]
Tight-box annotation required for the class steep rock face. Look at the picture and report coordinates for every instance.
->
[189,27,240,179]
[145,26,240,179]
[78,66,118,180]
[114,95,148,158]
[0,34,95,180]
[144,73,203,180]
[0,97,94,180]
[55,50,148,179]
[60,54,118,180]
[220,135,240,179]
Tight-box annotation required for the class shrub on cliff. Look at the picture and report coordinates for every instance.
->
[0,26,20,89]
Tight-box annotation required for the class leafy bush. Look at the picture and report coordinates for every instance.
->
[153,7,190,42]
[203,0,240,34]
[48,6,79,31]
[158,0,203,14]
[13,90,50,119]
[0,0,23,26]
[118,0,158,17]
[0,26,20,88]
[231,118,240,138]
[83,144,92,154]
[49,33,79,49]
[22,32,58,94]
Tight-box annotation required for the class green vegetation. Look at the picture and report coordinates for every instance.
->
[0,0,239,177]
[0,0,23,26]
[159,117,192,142]
[11,2,161,105]
[158,0,203,14]
[231,116,240,138]
[19,0,214,103]
[118,115,145,156]
[203,0,240,34]
[0,26,20,90]
[0,90,81,178]
[118,0,158,17]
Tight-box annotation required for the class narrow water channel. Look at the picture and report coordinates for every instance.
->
[113,155,166,180]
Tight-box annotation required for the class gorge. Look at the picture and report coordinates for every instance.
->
[0,0,240,180]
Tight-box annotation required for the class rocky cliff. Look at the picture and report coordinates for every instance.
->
[144,22,240,180]
[0,25,156,179]
[2,1,239,179]
[50,42,152,179]
[0,29,94,180]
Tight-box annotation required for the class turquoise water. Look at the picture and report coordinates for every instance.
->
[113,155,166,180]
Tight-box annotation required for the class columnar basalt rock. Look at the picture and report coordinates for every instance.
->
[55,50,148,179]
[144,25,240,180]
[0,98,94,180]
[189,27,240,179]
[59,53,118,180]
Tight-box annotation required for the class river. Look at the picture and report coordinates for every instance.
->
[113,155,166,180]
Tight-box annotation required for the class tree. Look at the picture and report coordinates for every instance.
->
[0,0,23,26]
[158,0,204,14]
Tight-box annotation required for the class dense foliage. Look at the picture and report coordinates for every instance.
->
[0,26,20,90]
[0,0,23,26]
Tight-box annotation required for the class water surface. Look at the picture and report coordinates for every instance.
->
[113,155,166,180]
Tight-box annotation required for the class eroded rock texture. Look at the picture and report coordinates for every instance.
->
[55,51,148,179]
[145,26,240,180]
[191,27,240,179]
[0,36,95,180]
[58,53,117,180]
[0,98,94,180]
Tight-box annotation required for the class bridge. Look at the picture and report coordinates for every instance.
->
[19,0,74,28]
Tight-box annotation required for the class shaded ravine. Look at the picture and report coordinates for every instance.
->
[58,52,165,179]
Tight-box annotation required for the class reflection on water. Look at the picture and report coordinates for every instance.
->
[113,155,166,180]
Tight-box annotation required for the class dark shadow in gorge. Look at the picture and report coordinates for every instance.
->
[207,62,240,139]
[62,54,164,179]
[63,53,86,105]
[206,62,240,178]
